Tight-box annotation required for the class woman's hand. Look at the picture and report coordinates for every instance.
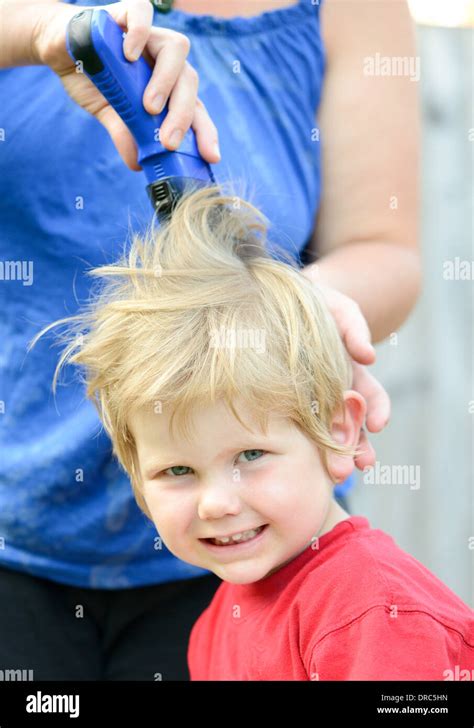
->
[350,360,390,471]
[33,0,220,170]
[301,273,391,470]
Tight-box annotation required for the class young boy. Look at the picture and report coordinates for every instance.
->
[34,184,474,681]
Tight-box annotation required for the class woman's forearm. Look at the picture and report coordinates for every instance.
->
[0,1,57,68]
[304,241,422,344]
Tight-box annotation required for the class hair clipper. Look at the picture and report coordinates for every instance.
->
[65,8,217,223]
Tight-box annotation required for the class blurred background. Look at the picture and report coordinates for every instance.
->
[351,0,473,605]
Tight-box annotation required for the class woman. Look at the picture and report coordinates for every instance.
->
[0,0,419,679]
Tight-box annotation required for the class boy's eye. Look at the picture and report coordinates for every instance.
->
[237,449,265,463]
[163,465,193,477]
[159,450,266,478]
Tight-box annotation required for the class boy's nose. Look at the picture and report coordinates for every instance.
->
[197,476,243,521]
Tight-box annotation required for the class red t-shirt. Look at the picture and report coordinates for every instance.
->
[188,516,474,680]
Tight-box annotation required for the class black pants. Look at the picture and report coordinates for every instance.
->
[0,565,221,681]
[0,495,350,681]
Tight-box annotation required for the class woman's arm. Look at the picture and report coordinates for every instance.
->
[305,0,422,344]
[0,1,58,67]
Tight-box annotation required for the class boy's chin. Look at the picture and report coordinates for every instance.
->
[210,561,283,585]
[168,545,283,585]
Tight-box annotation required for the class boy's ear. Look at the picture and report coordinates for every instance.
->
[326,390,366,484]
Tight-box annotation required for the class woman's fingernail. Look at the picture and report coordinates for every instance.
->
[213,142,221,159]
[129,46,141,61]
[169,129,183,148]
[153,94,165,113]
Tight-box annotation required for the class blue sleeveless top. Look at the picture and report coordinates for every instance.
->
[0,0,354,588]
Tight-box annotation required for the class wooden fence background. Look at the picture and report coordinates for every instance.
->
[350,24,473,606]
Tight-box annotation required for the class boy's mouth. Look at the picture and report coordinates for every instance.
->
[200,524,268,547]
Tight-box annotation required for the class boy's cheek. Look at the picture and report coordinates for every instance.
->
[143,493,194,542]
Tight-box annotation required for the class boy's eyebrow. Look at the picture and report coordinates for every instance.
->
[144,440,269,478]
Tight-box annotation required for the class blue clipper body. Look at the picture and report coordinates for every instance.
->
[66,8,216,222]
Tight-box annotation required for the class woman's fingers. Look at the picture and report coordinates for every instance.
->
[151,57,199,149]
[335,298,375,366]
[352,361,391,433]
[354,427,376,471]
[309,280,376,366]
[103,6,221,164]
[299,276,389,465]
[112,4,220,159]
[141,34,221,161]
[95,105,142,171]
[190,97,221,162]
[104,0,154,60]
[141,30,192,115]
[351,362,391,471]
[121,0,155,60]
[301,278,390,468]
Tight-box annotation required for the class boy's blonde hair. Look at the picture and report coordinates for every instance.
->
[30,182,358,519]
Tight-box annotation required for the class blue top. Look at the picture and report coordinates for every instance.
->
[0,0,354,588]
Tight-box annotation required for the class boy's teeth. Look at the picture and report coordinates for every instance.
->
[212,526,263,546]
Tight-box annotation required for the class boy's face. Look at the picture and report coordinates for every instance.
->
[129,398,351,585]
